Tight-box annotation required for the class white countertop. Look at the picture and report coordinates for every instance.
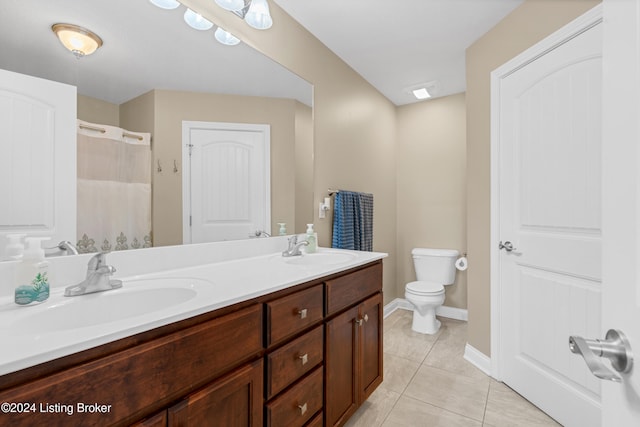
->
[0,247,386,377]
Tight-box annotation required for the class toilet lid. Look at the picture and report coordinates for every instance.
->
[406,281,444,294]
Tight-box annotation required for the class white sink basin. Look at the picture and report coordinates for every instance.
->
[282,250,358,266]
[12,277,211,333]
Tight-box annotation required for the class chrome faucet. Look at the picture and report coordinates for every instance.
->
[46,240,79,257]
[282,235,309,257]
[64,252,123,296]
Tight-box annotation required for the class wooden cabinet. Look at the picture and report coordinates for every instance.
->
[168,359,263,427]
[0,260,383,427]
[325,289,383,427]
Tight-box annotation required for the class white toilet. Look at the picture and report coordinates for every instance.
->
[404,248,459,334]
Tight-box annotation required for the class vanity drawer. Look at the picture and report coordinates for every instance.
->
[266,284,323,346]
[265,366,323,427]
[325,262,382,316]
[266,325,323,399]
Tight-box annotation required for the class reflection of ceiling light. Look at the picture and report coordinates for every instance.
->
[244,0,273,30]
[51,23,103,58]
[215,28,241,46]
[215,0,245,12]
[413,88,431,100]
[184,8,214,31]
[149,0,180,10]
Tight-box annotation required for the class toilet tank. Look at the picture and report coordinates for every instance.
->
[412,248,459,285]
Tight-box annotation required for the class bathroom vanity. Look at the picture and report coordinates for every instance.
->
[0,243,384,427]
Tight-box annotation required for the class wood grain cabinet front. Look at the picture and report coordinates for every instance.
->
[266,324,324,399]
[265,366,323,427]
[325,263,382,316]
[0,304,263,427]
[168,359,263,427]
[266,284,323,346]
[325,293,383,427]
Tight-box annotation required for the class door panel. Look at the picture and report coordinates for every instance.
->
[0,69,76,252]
[183,121,270,243]
[497,19,603,426]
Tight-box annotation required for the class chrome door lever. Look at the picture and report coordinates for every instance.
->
[569,329,633,382]
[498,241,517,252]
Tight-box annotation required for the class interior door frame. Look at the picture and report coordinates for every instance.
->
[489,5,603,380]
[181,120,271,244]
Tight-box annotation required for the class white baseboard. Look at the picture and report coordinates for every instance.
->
[463,343,492,376]
[384,298,468,322]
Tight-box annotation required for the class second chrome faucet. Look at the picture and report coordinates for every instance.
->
[282,235,309,257]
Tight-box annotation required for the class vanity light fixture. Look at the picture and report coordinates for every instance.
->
[52,23,103,59]
[217,0,273,31]
[184,8,214,31]
[215,27,241,46]
[214,0,245,12]
[148,0,180,10]
[244,0,273,30]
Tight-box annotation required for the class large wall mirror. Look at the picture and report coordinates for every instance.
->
[0,0,313,254]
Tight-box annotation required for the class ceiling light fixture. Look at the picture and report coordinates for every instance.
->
[413,88,432,100]
[184,8,214,31]
[148,0,180,10]
[51,23,103,59]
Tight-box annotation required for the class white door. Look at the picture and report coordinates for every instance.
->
[493,8,603,427]
[0,69,76,255]
[182,121,270,243]
[601,0,640,424]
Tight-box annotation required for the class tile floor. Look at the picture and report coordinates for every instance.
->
[345,309,561,427]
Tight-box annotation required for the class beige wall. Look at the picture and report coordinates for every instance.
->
[295,102,314,234]
[396,93,467,308]
[150,90,301,247]
[77,94,119,126]
[180,0,399,303]
[466,0,601,356]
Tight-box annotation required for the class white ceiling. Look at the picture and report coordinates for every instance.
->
[0,0,312,106]
[274,0,524,105]
[0,1,524,108]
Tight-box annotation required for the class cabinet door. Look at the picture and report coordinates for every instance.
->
[324,306,358,427]
[359,293,383,403]
[168,359,263,427]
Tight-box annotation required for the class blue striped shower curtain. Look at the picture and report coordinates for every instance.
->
[331,191,374,251]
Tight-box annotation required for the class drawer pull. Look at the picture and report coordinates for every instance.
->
[298,402,308,415]
[298,353,309,365]
[298,308,308,319]
[356,314,370,326]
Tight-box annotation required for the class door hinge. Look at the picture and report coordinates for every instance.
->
[187,143,194,156]
[189,215,192,226]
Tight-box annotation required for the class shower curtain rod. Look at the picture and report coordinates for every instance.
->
[78,123,144,141]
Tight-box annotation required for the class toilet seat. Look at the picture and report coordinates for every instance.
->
[406,280,444,295]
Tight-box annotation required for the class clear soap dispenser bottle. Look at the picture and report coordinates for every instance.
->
[15,237,51,305]
[305,224,317,253]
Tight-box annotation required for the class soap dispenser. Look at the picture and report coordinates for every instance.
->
[15,237,51,305]
[305,224,317,254]
[4,233,26,261]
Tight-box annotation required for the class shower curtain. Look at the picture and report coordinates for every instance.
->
[76,120,152,253]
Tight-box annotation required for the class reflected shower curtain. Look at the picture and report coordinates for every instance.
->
[76,120,152,253]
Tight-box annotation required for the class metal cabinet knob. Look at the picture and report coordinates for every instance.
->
[297,309,307,319]
[298,353,308,365]
[569,329,633,382]
[298,402,308,415]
